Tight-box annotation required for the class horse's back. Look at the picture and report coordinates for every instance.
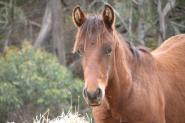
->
[152,34,185,55]
[152,34,185,123]
[152,34,185,71]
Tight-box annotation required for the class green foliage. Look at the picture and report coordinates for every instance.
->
[0,42,84,122]
[0,0,27,31]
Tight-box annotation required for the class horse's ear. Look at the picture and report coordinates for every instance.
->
[102,4,115,29]
[72,6,86,27]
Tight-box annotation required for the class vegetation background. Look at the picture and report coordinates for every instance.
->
[0,0,184,122]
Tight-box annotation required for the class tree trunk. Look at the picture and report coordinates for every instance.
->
[4,0,15,48]
[34,3,52,48]
[157,0,176,45]
[137,0,145,45]
[128,1,133,43]
[50,0,66,65]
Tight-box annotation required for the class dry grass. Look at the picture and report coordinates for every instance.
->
[33,111,91,123]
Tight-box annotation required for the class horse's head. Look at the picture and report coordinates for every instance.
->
[72,4,117,106]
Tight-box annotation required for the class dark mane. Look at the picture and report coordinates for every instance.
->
[125,40,139,59]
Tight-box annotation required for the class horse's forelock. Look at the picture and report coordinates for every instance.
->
[73,15,109,52]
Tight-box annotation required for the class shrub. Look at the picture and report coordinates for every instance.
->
[0,42,84,122]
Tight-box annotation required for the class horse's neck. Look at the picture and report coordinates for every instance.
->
[105,39,155,113]
[105,40,134,112]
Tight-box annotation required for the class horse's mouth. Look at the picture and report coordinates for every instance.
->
[88,102,101,107]
[86,100,101,107]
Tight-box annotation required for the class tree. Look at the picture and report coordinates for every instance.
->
[34,3,52,49]
[157,0,176,45]
[34,0,66,65]
[137,0,145,45]
[50,0,66,65]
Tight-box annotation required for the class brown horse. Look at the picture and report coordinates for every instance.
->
[72,4,185,123]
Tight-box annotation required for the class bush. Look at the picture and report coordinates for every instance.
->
[0,42,84,122]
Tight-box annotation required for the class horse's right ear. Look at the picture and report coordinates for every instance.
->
[72,6,86,27]
[102,4,115,29]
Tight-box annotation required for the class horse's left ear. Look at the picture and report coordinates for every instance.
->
[102,4,115,29]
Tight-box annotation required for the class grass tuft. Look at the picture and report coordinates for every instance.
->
[33,111,91,123]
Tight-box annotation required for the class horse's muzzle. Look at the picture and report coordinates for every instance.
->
[83,87,102,106]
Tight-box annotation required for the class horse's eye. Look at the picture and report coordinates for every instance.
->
[76,48,83,56]
[104,46,112,55]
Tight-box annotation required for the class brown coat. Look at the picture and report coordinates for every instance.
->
[72,4,185,123]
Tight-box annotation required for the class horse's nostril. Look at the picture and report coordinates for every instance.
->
[96,88,102,96]
[83,88,87,97]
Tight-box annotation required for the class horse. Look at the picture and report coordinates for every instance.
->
[72,4,185,123]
